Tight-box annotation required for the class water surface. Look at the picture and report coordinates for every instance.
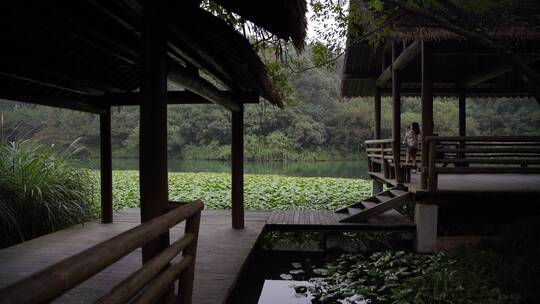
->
[75,159,369,179]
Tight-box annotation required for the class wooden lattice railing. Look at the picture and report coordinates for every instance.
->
[0,200,204,304]
[426,136,540,191]
[365,138,394,178]
[365,138,421,182]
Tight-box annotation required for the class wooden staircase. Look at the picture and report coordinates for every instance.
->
[336,186,412,223]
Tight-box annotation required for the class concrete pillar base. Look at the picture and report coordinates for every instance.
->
[414,203,438,253]
[372,179,384,195]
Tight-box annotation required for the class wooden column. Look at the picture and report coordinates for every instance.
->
[420,42,434,189]
[459,92,466,137]
[391,41,403,184]
[231,105,244,229]
[458,92,466,161]
[139,0,170,263]
[374,89,381,139]
[100,106,113,223]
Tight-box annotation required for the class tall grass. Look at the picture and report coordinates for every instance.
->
[0,140,96,248]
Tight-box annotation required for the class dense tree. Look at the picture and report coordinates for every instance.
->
[1,50,538,161]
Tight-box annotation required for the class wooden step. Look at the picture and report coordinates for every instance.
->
[340,192,413,223]
[347,207,363,216]
[389,189,408,197]
[375,195,392,203]
[336,201,363,213]
[334,187,410,218]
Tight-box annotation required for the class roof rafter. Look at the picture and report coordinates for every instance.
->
[168,66,242,112]
[0,62,123,96]
[459,55,540,87]
[100,91,259,106]
[376,41,421,87]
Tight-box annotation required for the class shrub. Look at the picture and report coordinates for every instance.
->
[0,141,96,248]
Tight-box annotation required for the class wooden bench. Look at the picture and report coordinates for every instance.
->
[426,136,540,191]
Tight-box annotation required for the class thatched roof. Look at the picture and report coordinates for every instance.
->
[0,0,308,110]
[352,0,540,43]
[211,0,308,50]
[341,0,540,98]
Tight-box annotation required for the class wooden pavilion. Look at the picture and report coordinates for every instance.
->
[0,0,307,303]
[341,0,540,252]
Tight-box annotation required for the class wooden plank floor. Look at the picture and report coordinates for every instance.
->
[0,209,269,304]
[266,210,414,230]
[370,172,540,194]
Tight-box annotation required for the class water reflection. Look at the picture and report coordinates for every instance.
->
[74,159,369,178]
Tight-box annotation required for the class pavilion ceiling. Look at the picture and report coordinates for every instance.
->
[341,0,540,98]
[0,0,308,111]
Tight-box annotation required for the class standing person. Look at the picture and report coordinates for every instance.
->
[403,122,420,167]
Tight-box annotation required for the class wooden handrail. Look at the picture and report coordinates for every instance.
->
[365,138,393,145]
[96,233,195,303]
[134,255,194,304]
[0,200,204,304]
[425,136,540,191]
[426,136,540,142]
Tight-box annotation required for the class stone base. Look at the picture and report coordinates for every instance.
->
[414,203,438,253]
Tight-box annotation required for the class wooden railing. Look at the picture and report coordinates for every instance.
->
[365,138,394,178]
[426,136,540,190]
[365,138,421,182]
[0,200,204,304]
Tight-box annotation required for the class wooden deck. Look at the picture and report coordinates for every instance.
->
[266,210,414,230]
[0,209,269,304]
[370,172,540,193]
[370,171,540,203]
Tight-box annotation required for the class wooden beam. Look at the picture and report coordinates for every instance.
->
[374,89,381,139]
[231,105,245,229]
[103,91,259,106]
[379,87,534,96]
[421,42,434,190]
[0,90,106,114]
[168,66,241,112]
[139,0,170,267]
[99,0,242,92]
[100,107,113,224]
[168,23,240,92]
[459,55,540,87]
[0,62,109,96]
[391,41,403,184]
[376,41,421,88]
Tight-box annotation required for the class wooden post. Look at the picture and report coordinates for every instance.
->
[458,92,466,137]
[178,209,201,304]
[374,89,381,140]
[139,0,170,264]
[391,41,403,184]
[231,105,245,229]
[458,92,466,161]
[100,106,113,223]
[420,42,434,189]
[428,140,438,191]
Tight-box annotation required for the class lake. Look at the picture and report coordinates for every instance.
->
[74,159,369,179]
